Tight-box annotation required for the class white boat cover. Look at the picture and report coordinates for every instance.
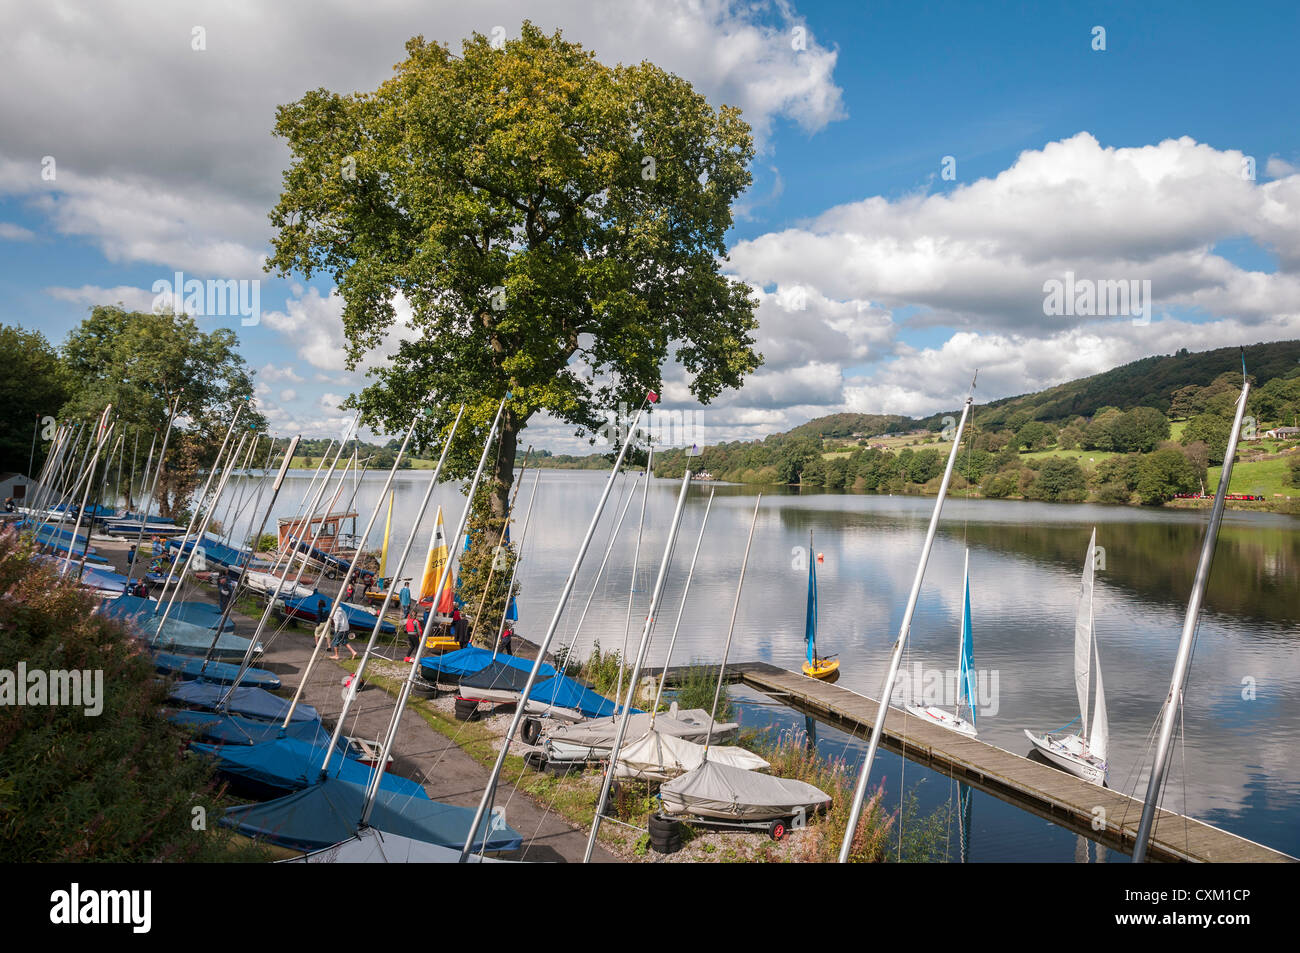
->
[284,827,508,863]
[659,759,831,821]
[544,705,737,761]
[244,570,314,600]
[613,729,769,782]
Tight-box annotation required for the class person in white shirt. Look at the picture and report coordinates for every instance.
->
[329,603,357,660]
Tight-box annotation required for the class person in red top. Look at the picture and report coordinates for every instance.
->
[403,610,419,663]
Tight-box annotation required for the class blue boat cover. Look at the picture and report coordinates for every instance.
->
[77,562,130,591]
[190,737,425,797]
[168,682,318,724]
[222,777,522,853]
[101,593,235,632]
[421,645,555,681]
[129,615,258,661]
[460,660,535,693]
[168,710,335,746]
[153,653,280,689]
[531,674,627,718]
[167,535,253,570]
[283,592,395,634]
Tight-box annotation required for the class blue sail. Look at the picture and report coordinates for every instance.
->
[804,546,817,666]
[957,570,977,728]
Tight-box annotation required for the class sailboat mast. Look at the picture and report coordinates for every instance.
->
[1133,367,1250,862]
[839,385,975,863]
[459,395,656,862]
[955,548,969,722]
[806,530,816,666]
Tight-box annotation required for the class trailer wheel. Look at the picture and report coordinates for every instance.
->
[768,819,786,841]
[521,717,542,746]
[524,750,548,773]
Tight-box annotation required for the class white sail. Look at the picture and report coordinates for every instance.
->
[1088,632,1108,762]
[1074,529,1097,736]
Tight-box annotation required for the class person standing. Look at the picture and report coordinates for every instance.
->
[217,574,230,612]
[403,611,419,663]
[399,582,411,616]
[126,544,136,570]
[499,626,513,656]
[330,602,357,660]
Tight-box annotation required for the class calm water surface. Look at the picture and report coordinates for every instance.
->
[218,468,1300,862]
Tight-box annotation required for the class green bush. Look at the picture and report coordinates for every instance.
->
[672,663,733,722]
[0,529,264,862]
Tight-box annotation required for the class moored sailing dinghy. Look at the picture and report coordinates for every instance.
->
[801,534,839,680]
[906,547,978,737]
[1024,528,1108,786]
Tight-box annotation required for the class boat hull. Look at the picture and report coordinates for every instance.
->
[1024,730,1106,785]
[802,658,840,681]
[907,704,977,737]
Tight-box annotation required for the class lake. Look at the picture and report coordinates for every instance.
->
[217,466,1300,862]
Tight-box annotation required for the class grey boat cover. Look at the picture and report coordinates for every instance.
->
[659,759,831,821]
[544,705,737,760]
[613,729,770,782]
[285,827,508,864]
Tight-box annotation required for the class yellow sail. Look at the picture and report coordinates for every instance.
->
[419,505,455,615]
[378,490,394,578]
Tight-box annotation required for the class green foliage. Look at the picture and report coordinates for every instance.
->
[1182,412,1233,464]
[59,306,262,517]
[0,325,69,475]
[1027,457,1088,501]
[1136,448,1199,504]
[1288,457,1300,489]
[1014,420,1056,452]
[267,22,761,518]
[1094,453,1142,491]
[0,531,264,862]
[672,664,732,722]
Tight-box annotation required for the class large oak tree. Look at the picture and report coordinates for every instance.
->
[266,23,762,523]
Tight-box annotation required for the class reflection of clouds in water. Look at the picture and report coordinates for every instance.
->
[220,470,1300,857]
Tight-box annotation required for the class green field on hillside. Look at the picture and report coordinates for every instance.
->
[1208,456,1298,498]
[1019,448,1121,465]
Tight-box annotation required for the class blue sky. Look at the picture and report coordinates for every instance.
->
[1,1,1297,448]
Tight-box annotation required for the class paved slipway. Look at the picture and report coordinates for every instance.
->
[98,537,617,864]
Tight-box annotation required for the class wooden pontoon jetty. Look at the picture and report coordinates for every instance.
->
[649,662,1296,863]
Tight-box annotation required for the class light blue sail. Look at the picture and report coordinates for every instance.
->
[804,542,818,666]
[957,567,977,729]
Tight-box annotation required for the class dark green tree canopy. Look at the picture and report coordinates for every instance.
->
[0,325,69,474]
[266,22,761,515]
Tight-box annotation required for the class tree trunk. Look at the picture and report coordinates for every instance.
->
[489,407,519,519]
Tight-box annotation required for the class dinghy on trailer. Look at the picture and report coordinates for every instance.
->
[1023,528,1108,786]
[285,827,509,864]
[421,644,555,684]
[152,653,280,688]
[613,729,769,782]
[222,776,523,854]
[167,710,335,746]
[189,736,420,798]
[168,682,318,725]
[102,593,235,633]
[458,663,622,724]
[132,615,262,661]
[543,705,732,764]
[659,758,831,825]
